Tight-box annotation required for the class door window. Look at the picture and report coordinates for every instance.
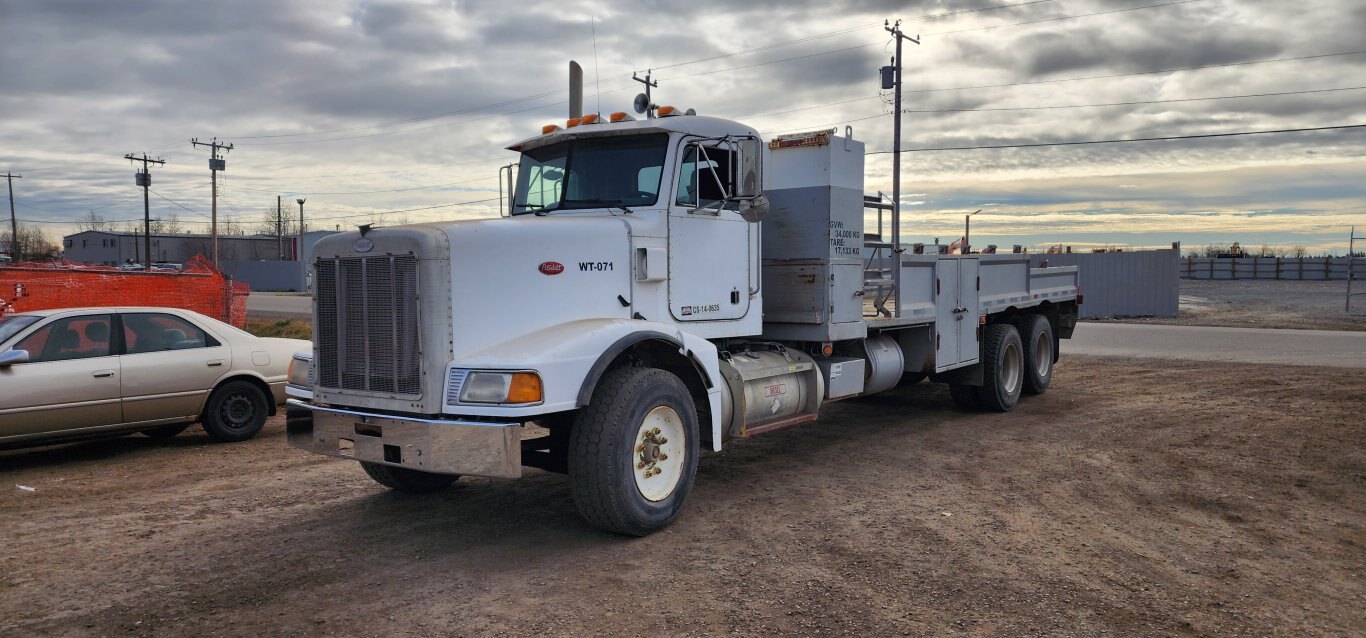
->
[122,313,218,354]
[12,315,114,363]
[676,144,737,211]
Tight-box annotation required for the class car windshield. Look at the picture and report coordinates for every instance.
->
[0,315,40,344]
[513,133,669,215]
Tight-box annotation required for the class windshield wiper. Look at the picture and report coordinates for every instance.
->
[563,199,633,214]
[514,201,562,216]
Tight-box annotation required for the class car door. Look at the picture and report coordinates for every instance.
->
[118,312,230,424]
[0,313,121,440]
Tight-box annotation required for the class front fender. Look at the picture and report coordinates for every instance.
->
[446,319,723,448]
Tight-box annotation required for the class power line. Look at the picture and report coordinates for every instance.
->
[297,196,502,223]
[905,49,1366,94]
[226,174,497,196]
[902,85,1366,113]
[924,0,1206,36]
[865,123,1366,153]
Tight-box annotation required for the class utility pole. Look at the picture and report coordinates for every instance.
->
[297,198,306,260]
[632,70,658,118]
[125,154,165,271]
[3,172,19,263]
[882,20,919,318]
[964,209,982,255]
[191,137,233,268]
[277,195,283,260]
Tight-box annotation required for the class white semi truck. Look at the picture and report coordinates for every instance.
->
[286,106,1080,536]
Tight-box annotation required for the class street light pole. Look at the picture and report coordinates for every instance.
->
[964,209,982,255]
[296,198,307,261]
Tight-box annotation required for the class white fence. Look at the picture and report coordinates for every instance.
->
[1182,257,1356,280]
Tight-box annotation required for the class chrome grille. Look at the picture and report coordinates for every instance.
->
[315,254,421,395]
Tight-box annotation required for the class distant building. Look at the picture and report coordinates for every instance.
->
[63,231,286,266]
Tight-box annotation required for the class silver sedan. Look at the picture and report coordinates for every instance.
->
[0,307,310,447]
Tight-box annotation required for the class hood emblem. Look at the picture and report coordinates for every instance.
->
[353,238,375,253]
[539,261,564,275]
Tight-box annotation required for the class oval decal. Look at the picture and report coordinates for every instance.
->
[353,238,375,253]
[539,261,565,275]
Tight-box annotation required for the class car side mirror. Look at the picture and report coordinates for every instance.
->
[0,349,30,367]
[740,193,769,224]
[735,138,762,199]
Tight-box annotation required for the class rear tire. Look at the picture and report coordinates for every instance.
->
[201,380,269,442]
[978,324,1024,412]
[360,462,460,492]
[1020,314,1054,395]
[569,366,699,536]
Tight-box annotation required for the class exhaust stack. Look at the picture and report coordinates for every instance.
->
[569,61,583,119]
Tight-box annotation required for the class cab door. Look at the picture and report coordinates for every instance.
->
[668,141,752,322]
[0,313,122,440]
[118,312,229,424]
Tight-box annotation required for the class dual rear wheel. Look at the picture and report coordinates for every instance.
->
[949,314,1054,413]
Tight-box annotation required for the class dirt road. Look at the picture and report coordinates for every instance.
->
[3,357,1363,637]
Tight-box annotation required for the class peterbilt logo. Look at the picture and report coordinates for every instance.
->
[353,238,375,253]
[538,261,565,275]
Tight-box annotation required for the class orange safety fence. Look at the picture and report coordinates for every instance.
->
[0,256,250,327]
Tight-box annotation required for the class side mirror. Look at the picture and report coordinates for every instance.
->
[735,138,763,199]
[0,349,30,367]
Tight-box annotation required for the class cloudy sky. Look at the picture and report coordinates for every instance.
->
[2,0,1364,254]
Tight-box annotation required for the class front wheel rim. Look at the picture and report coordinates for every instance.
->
[632,406,686,502]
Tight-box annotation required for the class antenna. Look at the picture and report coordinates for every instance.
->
[590,14,601,114]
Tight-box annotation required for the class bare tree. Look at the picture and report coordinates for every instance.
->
[1,227,58,261]
[165,213,182,235]
[254,205,300,237]
[1292,246,1309,258]
[76,210,109,231]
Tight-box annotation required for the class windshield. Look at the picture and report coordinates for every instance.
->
[513,133,669,214]
[0,315,40,345]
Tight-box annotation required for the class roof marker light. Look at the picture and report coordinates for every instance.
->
[609,111,634,122]
[580,113,601,124]
[566,117,583,128]
[657,105,678,117]
[542,124,562,134]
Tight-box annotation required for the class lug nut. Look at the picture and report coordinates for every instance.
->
[657,437,667,444]
[659,453,668,460]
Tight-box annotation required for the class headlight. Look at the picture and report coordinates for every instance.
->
[288,354,312,387]
[458,371,542,404]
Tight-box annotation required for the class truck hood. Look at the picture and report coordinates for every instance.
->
[440,215,634,359]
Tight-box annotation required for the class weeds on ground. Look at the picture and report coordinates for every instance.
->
[245,319,312,340]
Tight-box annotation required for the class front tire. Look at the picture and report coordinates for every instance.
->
[569,367,699,536]
[978,324,1024,412]
[201,380,269,442]
[360,462,460,492]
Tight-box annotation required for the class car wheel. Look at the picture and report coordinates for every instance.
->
[202,380,269,442]
[142,424,190,438]
[360,462,460,492]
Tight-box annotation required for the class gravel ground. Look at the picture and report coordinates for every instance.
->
[3,357,1363,637]
[1108,279,1366,331]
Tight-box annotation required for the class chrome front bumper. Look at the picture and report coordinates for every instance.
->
[285,399,521,478]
